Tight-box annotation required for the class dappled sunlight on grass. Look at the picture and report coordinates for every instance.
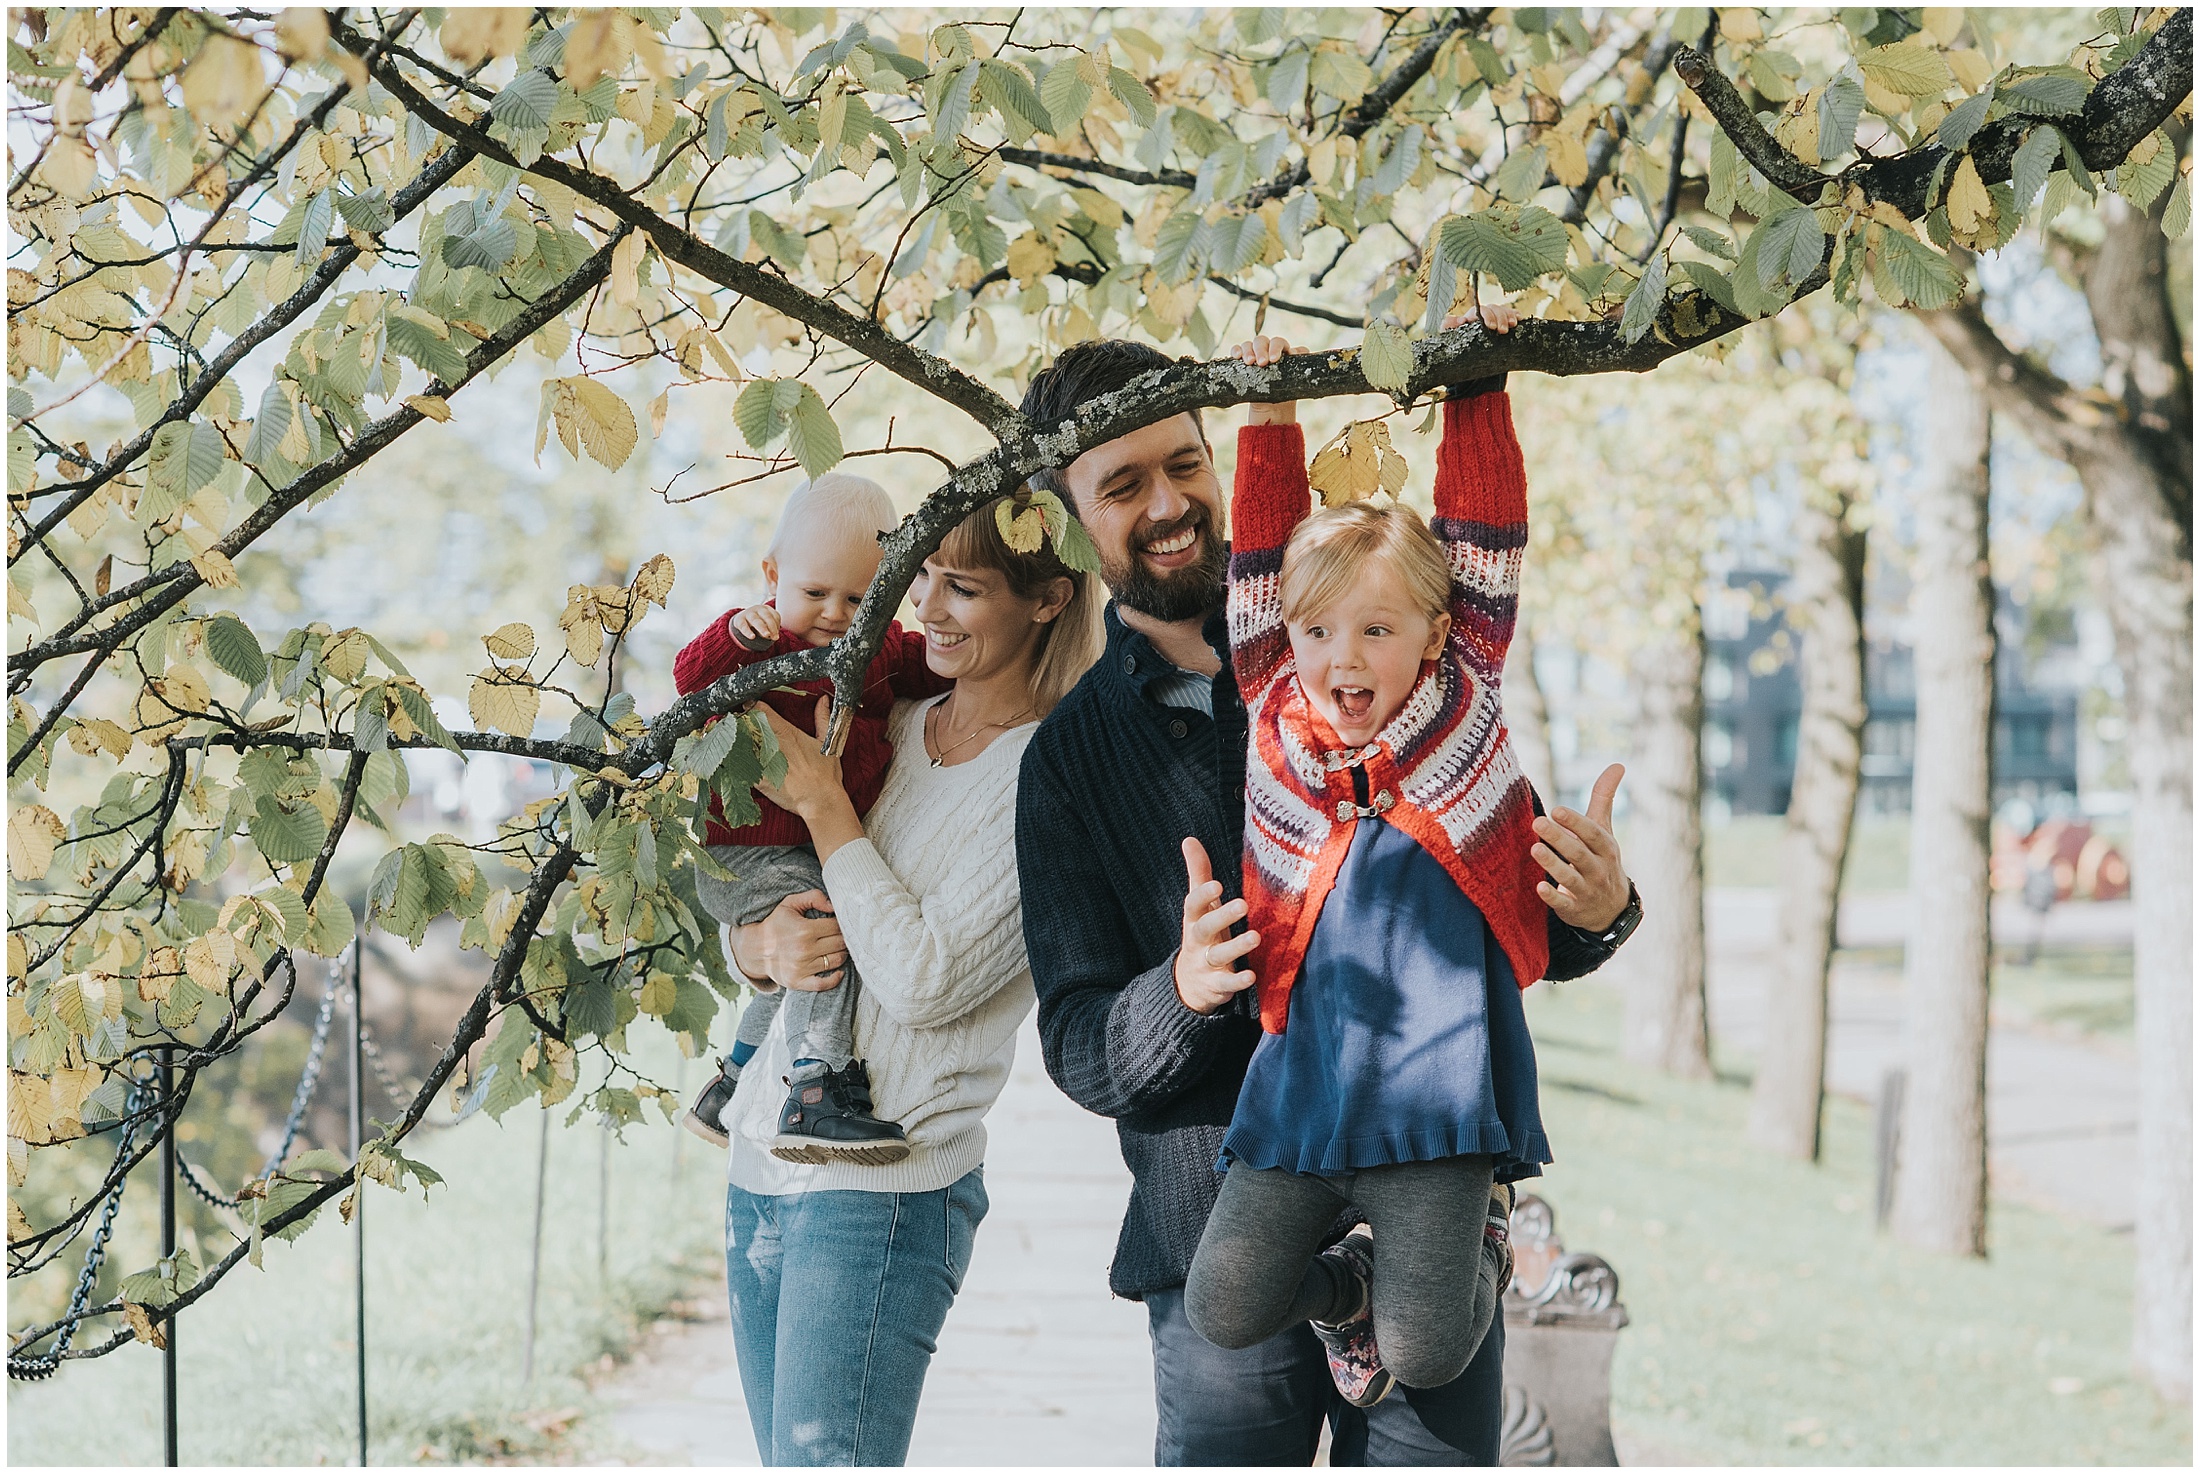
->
[1525,979,2186,1465]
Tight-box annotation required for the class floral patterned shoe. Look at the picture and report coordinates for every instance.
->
[1308,1224,1395,1408]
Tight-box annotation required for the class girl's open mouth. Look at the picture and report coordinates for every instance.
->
[1333,687,1374,723]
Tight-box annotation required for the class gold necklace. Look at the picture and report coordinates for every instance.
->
[925,694,1033,768]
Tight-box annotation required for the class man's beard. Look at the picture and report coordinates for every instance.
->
[1104,509,1228,624]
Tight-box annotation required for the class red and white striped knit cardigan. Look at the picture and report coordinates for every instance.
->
[1227,386,1549,1036]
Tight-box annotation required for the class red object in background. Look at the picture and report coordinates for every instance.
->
[1990,817,2130,902]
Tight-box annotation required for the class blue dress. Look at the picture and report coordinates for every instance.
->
[1220,792,1551,1183]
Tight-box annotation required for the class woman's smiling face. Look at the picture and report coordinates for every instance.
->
[908,555,1064,683]
[1285,560,1450,747]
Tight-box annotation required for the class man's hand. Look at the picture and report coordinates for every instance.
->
[1230,336,1302,426]
[1534,763,1632,934]
[730,603,781,649]
[1174,837,1260,1015]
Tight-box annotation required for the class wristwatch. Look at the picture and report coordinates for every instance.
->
[1578,881,1643,951]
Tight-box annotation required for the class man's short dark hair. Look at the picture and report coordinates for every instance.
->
[1020,339,1202,502]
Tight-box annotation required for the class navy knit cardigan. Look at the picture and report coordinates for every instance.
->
[1016,604,1618,1299]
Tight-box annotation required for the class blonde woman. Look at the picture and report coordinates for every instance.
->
[712,494,1100,1466]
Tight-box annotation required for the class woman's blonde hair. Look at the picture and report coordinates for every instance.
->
[933,497,1104,716]
[1279,501,1452,627]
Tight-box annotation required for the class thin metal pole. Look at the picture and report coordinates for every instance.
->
[598,1111,610,1285]
[159,1044,178,1469]
[350,942,368,1466]
[521,1106,549,1384]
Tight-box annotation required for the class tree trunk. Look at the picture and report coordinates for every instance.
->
[2081,196,2192,1402]
[1748,486,1868,1160]
[1505,616,1560,804]
[1918,186,2192,1397]
[1891,336,1995,1259]
[1619,619,1712,1079]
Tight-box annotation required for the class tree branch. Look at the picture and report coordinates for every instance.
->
[996,147,1192,189]
[1675,10,2193,215]
[341,26,1021,436]
[1913,301,2103,465]
[12,227,635,681]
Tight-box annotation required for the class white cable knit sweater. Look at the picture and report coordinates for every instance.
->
[723,697,1037,1197]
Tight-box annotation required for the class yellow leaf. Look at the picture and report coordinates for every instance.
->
[995,500,1047,552]
[153,663,212,715]
[67,718,133,760]
[468,671,541,738]
[7,932,27,983]
[1716,8,1763,44]
[140,948,180,1003]
[1378,445,1410,497]
[1546,126,1590,189]
[439,7,530,67]
[181,32,266,137]
[1921,8,1965,46]
[321,629,370,684]
[638,971,678,1017]
[483,622,536,659]
[1945,48,1992,94]
[699,329,744,381]
[611,230,646,308]
[405,394,451,422]
[1946,154,1992,236]
[547,377,640,470]
[559,587,606,667]
[125,1301,169,1349]
[649,388,670,437]
[273,8,328,61]
[8,805,66,881]
[566,10,628,94]
[630,553,675,607]
[10,1198,32,1246]
[190,547,239,589]
[1006,232,1057,287]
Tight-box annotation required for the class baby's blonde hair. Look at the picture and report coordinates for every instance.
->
[766,471,897,561]
[1279,501,1452,627]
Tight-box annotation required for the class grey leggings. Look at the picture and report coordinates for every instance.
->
[1185,1154,1499,1391]
[697,843,857,1069]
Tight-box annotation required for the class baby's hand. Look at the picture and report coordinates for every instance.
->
[1442,303,1520,334]
[1229,336,1301,427]
[730,603,781,650]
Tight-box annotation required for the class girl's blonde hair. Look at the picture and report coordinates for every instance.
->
[1279,501,1452,627]
[934,497,1105,716]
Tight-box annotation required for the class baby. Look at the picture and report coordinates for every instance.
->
[673,472,950,1164]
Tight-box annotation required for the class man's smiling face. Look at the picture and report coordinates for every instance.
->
[1061,412,1229,623]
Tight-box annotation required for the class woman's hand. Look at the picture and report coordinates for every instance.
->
[1230,335,1302,427]
[753,697,866,862]
[1174,837,1261,1015]
[732,889,849,992]
[1442,303,1520,334]
[1535,763,1632,933]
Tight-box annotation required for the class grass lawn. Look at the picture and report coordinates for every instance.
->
[8,1045,727,1466]
[1524,978,2189,1465]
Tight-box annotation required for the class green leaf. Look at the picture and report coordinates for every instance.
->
[1818,69,1866,158]
[1491,143,1546,204]
[1209,212,1268,275]
[733,377,803,451]
[249,795,328,866]
[334,186,395,234]
[1676,259,1741,314]
[442,216,519,271]
[1108,67,1156,126]
[1620,251,1668,345]
[1877,227,1962,309]
[1438,205,1569,292]
[1152,211,1209,285]
[490,69,561,132]
[1265,48,1309,113]
[2010,126,2061,211]
[386,308,468,383]
[296,190,334,264]
[1752,204,1825,290]
[1358,321,1412,393]
[258,884,311,944]
[787,384,844,478]
[2115,132,2176,210]
[1040,58,1093,133]
[204,614,267,687]
[1934,88,1994,152]
[2001,71,2090,117]
[1049,503,1104,574]
[1857,41,1954,99]
[1680,224,1737,260]
[562,975,618,1038]
[979,58,1052,135]
[302,889,355,957]
[392,683,460,753]
[934,60,978,138]
[663,975,720,1041]
[1706,130,1740,218]
[675,715,745,777]
[2162,176,2190,241]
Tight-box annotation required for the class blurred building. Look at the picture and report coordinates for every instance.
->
[1703,570,2080,818]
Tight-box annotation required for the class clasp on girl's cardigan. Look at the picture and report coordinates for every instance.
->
[1335,789,1396,822]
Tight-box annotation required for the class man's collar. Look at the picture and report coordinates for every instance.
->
[1104,601,1230,689]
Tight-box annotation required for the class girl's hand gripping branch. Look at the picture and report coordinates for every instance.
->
[1230,336,1303,427]
[1173,837,1261,1015]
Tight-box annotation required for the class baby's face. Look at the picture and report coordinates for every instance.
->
[766,527,885,646]
[1286,562,1449,748]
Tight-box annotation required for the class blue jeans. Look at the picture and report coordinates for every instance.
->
[1146,1286,1506,1465]
[723,1172,988,1465]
